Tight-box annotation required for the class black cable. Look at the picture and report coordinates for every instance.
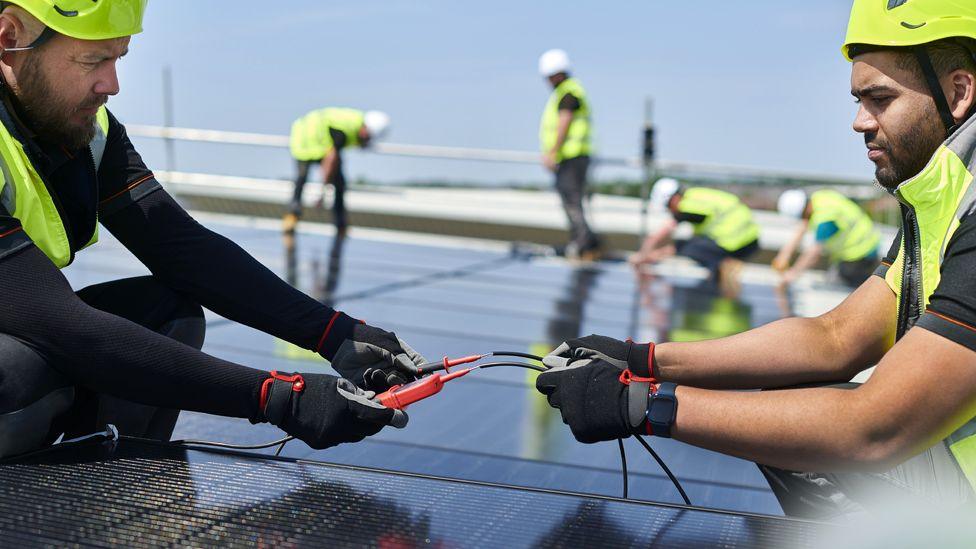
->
[173,435,294,451]
[489,351,544,362]
[617,438,628,499]
[476,361,547,372]
[167,362,692,508]
[169,360,690,509]
[242,361,546,457]
[634,434,691,505]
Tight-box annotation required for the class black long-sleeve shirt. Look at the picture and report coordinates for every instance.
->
[0,99,355,420]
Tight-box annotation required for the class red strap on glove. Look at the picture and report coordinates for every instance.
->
[618,341,657,385]
[259,370,305,411]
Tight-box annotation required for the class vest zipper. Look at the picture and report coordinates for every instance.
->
[896,203,924,339]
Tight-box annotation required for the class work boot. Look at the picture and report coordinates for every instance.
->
[579,247,603,263]
[561,242,581,260]
[282,213,299,234]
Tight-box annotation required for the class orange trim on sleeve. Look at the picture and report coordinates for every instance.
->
[881,260,893,267]
[927,310,976,334]
[99,173,155,205]
[0,226,22,239]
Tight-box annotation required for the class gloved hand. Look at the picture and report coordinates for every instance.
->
[544,334,655,378]
[331,323,426,391]
[257,370,408,449]
[535,356,646,443]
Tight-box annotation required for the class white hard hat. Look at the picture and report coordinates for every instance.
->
[363,110,391,140]
[777,189,809,219]
[538,49,571,77]
[650,178,681,210]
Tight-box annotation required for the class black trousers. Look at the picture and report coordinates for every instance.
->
[554,156,599,252]
[838,255,877,288]
[290,158,347,228]
[677,236,759,273]
[0,276,205,458]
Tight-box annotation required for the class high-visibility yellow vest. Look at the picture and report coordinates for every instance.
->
[290,108,364,161]
[677,187,760,252]
[0,107,109,268]
[809,189,880,263]
[883,115,976,492]
[539,78,592,162]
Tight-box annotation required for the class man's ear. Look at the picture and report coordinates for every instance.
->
[0,12,25,52]
[949,69,976,123]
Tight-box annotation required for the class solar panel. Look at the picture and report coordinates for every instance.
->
[0,438,828,548]
[62,222,791,513]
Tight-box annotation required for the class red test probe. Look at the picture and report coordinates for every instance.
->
[375,367,475,410]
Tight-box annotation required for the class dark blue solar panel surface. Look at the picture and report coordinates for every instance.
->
[63,221,788,515]
[0,438,828,548]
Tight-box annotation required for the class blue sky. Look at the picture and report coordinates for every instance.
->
[111,1,867,184]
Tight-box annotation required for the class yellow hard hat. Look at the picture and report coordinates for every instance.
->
[3,0,147,40]
[842,0,976,61]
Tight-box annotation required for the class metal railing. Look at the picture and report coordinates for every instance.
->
[126,124,871,187]
[125,124,898,228]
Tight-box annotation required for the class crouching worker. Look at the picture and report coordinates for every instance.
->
[630,178,760,295]
[0,0,421,457]
[773,189,880,288]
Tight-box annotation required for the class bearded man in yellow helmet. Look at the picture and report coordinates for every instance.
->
[534,0,976,518]
[0,1,426,458]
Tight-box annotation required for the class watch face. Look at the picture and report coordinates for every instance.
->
[649,404,673,423]
[649,394,676,424]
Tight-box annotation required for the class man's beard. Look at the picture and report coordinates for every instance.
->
[14,54,105,149]
[869,116,945,190]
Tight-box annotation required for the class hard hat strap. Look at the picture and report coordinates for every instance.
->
[914,46,959,136]
[0,3,54,52]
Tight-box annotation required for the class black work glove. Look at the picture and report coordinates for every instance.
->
[331,323,426,391]
[536,356,646,444]
[257,371,408,449]
[544,334,655,377]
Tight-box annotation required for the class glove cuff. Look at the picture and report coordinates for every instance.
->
[625,341,656,380]
[315,311,360,360]
[259,370,306,425]
[622,341,657,431]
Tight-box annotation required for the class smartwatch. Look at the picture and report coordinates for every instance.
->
[646,382,678,438]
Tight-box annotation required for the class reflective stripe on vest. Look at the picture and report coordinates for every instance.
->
[677,187,760,252]
[289,107,364,161]
[809,189,880,263]
[539,78,592,162]
[883,113,976,492]
[0,106,108,268]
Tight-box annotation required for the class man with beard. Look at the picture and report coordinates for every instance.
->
[0,1,425,458]
[536,0,976,518]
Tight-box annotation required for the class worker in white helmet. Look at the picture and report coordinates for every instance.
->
[285,108,391,234]
[630,179,760,293]
[773,189,880,288]
[538,49,601,260]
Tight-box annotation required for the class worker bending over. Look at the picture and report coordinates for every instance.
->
[630,178,759,293]
[774,188,880,287]
[285,107,390,233]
